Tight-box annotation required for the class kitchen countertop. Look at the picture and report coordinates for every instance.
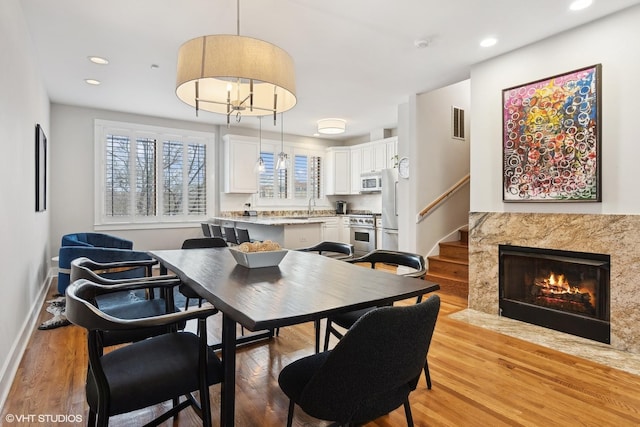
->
[210,215,333,226]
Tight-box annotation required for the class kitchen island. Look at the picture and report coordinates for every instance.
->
[210,216,329,249]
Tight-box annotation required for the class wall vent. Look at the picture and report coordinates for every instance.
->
[451,106,465,141]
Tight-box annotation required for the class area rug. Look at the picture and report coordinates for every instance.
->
[38,295,70,330]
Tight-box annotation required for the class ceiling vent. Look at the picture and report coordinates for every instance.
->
[451,106,465,141]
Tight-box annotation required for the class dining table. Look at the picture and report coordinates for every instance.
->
[149,247,440,426]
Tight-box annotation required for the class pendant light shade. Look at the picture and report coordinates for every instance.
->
[255,116,266,173]
[275,113,288,170]
[175,1,296,125]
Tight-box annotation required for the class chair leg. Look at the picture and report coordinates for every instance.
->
[403,399,414,427]
[314,319,321,353]
[323,319,332,351]
[184,297,191,311]
[424,359,432,389]
[287,400,295,427]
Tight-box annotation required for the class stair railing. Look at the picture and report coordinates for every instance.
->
[416,173,470,223]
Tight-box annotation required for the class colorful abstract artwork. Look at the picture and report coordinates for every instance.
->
[502,64,601,202]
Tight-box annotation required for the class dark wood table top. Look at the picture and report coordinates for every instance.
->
[150,248,440,331]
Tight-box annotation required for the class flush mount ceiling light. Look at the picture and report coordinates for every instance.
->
[175,0,296,126]
[84,79,101,85]
[317,118,346,135]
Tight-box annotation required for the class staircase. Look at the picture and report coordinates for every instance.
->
[424,226,469,299]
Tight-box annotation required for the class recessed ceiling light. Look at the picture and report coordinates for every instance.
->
[88,56,109,65]
[569,0,593,11]
[84,79,101,85]
[480,37,498,48]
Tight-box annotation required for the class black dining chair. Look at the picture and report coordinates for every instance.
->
[294,241,355,353]
[278,295,440,427]
[179,237,228,310]
[323,249,434,388]
[297,241,354,260]
[200,223,212,237]
[70,257,183,346]
[224,226,239,245]
[210,224,224,239]
[236,228,251,244]
[66,278,223,427]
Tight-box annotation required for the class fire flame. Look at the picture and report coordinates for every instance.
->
[544,273,581,294]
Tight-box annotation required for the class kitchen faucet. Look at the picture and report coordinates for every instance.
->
[308,197,316,216]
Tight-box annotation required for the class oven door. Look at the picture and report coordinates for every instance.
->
[350,226,375,257]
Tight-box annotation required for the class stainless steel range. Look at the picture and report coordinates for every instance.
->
[349,215,376,257]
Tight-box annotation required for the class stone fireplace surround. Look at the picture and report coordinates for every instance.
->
[467,211,640,355]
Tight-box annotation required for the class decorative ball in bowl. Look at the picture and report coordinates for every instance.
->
[228,241,288,268]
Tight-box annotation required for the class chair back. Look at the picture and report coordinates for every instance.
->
[224,227,239,244]
[210,224,224,238]
[181,237,228,249]
[298,295,440,422]
[298,241,354,258]
[200,223,212,237]
[236,228,251,244]
[348,249,426,277]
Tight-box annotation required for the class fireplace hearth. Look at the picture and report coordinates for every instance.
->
[499,245,610,344]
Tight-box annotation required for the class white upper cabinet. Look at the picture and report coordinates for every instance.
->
[223,135,259,193]
[325,136,398,196]
[360,137,397,173]
[386,137,398,168]
[350,146,362,194]
[325,147,351,195]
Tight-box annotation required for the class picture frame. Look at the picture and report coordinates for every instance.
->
[35,123,47,212]
[502,64,602,202]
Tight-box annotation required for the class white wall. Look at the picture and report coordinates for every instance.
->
[470,5,640,215]
[0,0,51,407]
[401,81,471,255]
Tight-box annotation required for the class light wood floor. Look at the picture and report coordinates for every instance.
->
[3,281,640,426]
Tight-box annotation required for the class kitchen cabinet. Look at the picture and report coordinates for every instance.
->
[283,223,322,249]
[325,147,351,195]
[350,147,362,194]
[321,216,340,242]
[223,135,258,193]
[386,137,398,168]
[338,216,351,244]
[325,136,397,195]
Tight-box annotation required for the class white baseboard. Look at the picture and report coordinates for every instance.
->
[0,271,53,411]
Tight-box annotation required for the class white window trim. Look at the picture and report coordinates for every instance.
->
[94,119,216,230]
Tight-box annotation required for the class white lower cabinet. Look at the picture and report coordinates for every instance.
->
[283,224,323,249]
[322,217,340,242]
[338,216,351,244]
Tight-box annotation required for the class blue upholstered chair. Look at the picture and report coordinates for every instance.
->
[58,233,152,294]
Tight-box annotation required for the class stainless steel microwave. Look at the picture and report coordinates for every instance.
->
[360,172,382,193]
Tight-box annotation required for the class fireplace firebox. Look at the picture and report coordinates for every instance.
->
[499,245,610,344]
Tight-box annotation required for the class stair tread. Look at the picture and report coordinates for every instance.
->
[428,254,468,265]
[439,240,468,248]
[425,272,467,281]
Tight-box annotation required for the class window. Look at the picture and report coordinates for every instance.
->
[259,151,288,199]
[96,120,213,227]
[294,154,321,199]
